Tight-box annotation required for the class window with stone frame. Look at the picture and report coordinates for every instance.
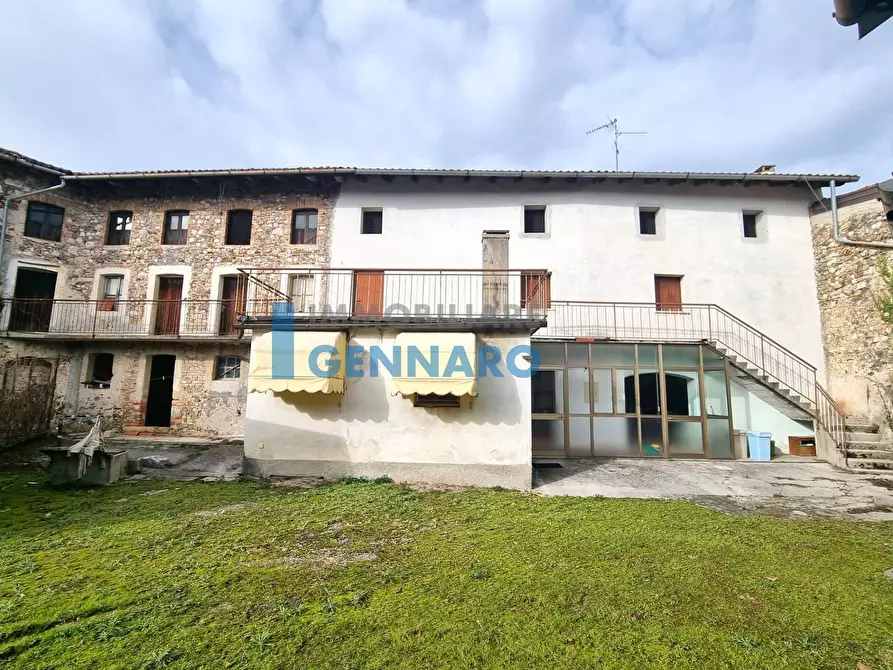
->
[163,211,189,245]
[106,211,132,245]
[291,209,318,244]
[24,202,65,242]
[226,210,253,245]
[86,353,114,388]
[98,275,124,312]
[214,356,242,380]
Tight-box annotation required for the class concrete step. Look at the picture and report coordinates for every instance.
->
[845,417,880,434]
[847,431,885,443]
[847,440,893,451]
[847,458,893,470]
[846,448,893,460]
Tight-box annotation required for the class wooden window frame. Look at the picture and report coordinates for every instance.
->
[225,210,253,245]
[24,202,65,242]
[162,211,189,245]
[106,211,132,245]
[98,275,124,312]
[361,209,383,234]
[291,209,318,245]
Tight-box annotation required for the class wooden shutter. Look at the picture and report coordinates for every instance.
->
[521,273,551,310]
[655,276,682,312]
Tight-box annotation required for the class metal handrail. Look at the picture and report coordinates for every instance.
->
[815,382,848,455]
[548,300,816,372]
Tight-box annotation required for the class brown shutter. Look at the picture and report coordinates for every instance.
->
[521,273,551,310]
[655,276,682,312]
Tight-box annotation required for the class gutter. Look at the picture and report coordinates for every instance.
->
[830,179,893,250]
[0,179,68,285]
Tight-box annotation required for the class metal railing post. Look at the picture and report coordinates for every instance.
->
[759,333,765,372]
[91,301,98,339]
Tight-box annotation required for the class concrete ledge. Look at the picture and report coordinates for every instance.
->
[243,458,532,490]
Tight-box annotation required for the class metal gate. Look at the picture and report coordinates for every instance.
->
[0,356,59,448]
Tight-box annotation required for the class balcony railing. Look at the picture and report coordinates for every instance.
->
[0,269,552,338]
[239,268,551,323]
[539,300,818,404]
[0,298,255,338]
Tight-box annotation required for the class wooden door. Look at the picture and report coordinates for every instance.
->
[654,276,682,312]
[353,271,384,316]
[10,268,57,332]
[145,355,175,426]
[482,232,509,315]
[218,276,247,335]
[154,277,183,335]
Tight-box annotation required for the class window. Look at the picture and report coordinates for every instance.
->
[523,206,546,233]
[291,209,318,244]
[413,394,460,408]
[106,211,132,245]
[163,211,189,245]
[86,353,114,388]
[226,210,253,245]
[361,209,382,234]
[743,212,760,239]
[638,208,658,235]
[98,275,124,312]
[288,274,315,313]
[214,356,241,380]
[24,202,64,241]
[654,275,682,312]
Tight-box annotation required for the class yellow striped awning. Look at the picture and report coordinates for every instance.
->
[391,332,477,397]
[248,331,346,394]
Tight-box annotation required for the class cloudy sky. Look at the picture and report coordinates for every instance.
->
[1,0,890,188]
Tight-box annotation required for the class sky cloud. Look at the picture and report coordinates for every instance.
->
[0,0,890,187]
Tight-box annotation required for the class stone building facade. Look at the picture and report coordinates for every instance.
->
[1,149,339,436]
[810,184,893,436]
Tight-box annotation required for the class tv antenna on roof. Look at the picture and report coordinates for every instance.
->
[586,115,647,171]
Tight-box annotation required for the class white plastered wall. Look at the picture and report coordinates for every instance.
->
[244,329,532,489]
[329,181,826,380]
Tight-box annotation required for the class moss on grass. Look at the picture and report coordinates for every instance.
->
[1,472,892,669]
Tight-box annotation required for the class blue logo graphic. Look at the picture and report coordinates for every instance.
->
[269,301,541,379]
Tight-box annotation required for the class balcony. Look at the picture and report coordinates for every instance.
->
[239,267,551,330]
[0,298,248,340]
[0,269,551,339]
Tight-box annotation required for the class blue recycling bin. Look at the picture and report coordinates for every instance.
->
[747,431,772,461]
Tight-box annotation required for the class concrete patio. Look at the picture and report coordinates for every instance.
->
[533,458,893,520]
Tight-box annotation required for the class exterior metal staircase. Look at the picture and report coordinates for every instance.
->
[537,301,849,459]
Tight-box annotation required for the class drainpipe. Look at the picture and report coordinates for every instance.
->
[830,179,893,250]
[0,178,68,284]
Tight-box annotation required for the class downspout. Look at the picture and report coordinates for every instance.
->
[830,179,893,250]
[0,178,68,283]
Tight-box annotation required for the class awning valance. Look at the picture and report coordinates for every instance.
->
[391,332,477,397]
[248,331,346,394]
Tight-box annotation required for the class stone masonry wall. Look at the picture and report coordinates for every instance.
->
[811,197,893,435]
[1,159,336,436]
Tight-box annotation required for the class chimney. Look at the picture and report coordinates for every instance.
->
[753,165,776,175]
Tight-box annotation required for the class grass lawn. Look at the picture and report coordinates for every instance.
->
[1,471,892,670]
